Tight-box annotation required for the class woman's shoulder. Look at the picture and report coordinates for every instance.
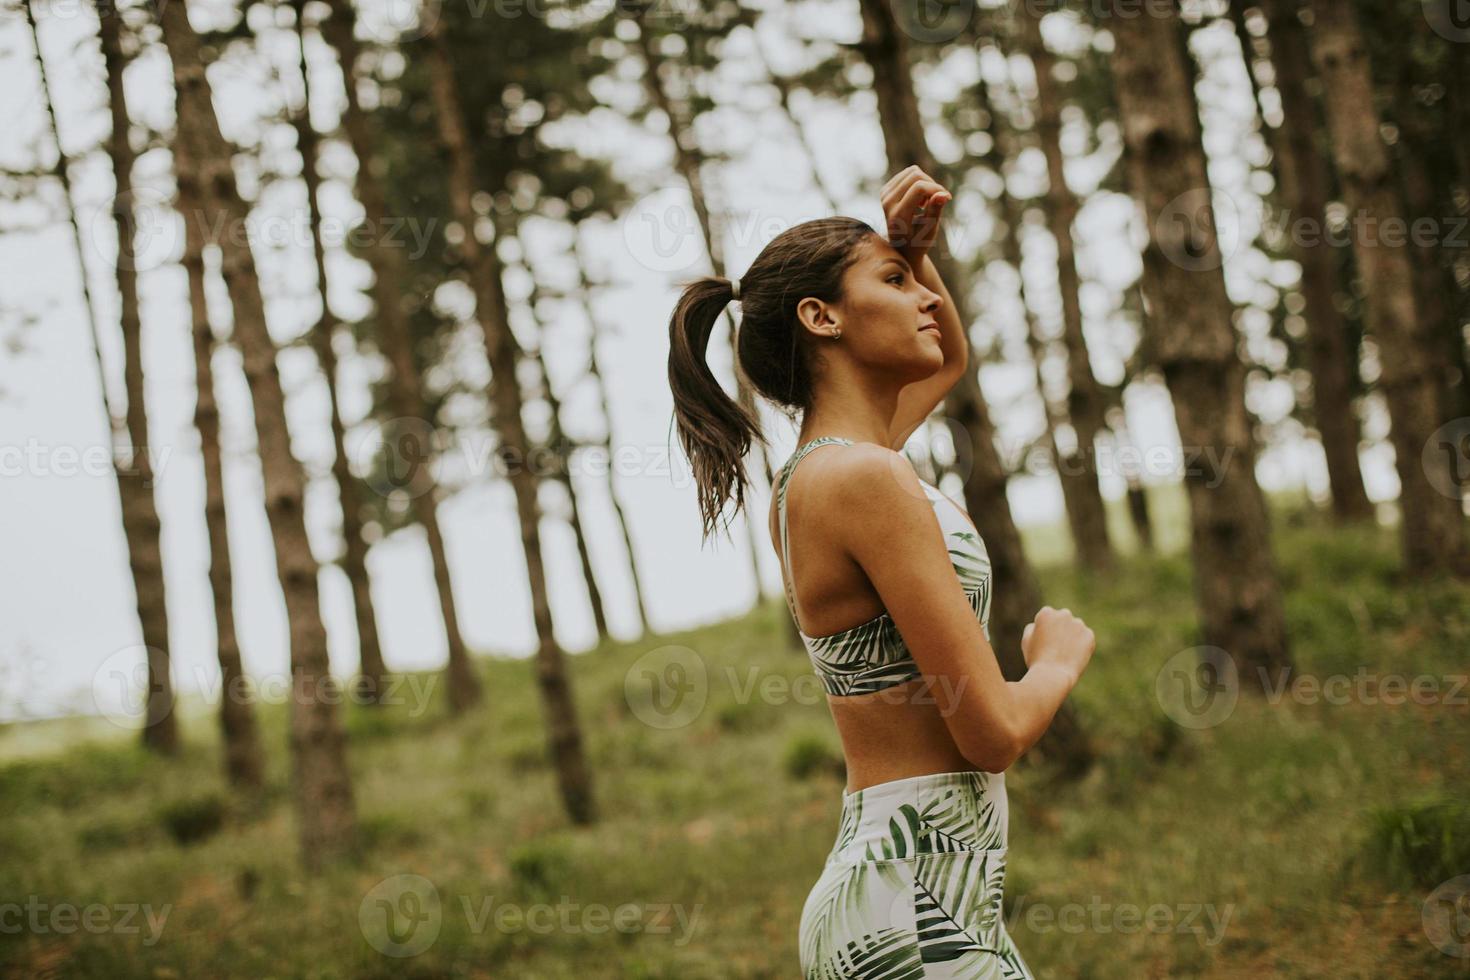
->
[820,446,938,524]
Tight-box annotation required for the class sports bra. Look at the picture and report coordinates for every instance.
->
[775,436,994,697]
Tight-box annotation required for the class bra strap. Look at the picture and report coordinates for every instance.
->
[775,436,854,629]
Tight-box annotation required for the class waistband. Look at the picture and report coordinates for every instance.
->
[828,769,1010,866]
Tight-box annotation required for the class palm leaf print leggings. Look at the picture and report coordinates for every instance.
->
[799,770,1035,978]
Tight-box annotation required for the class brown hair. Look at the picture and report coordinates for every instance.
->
[667,216,876,541]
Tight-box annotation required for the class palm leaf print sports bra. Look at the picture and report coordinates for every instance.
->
[775,436,994,697]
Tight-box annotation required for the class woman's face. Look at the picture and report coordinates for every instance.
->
[798,236,946,382]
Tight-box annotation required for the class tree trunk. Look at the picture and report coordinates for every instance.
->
[291,0,391,702]
[1305,0,1470,576]
[858,0,1094,777]
[92,2,181,753]
[1256,0,1374,522]
[318,0,482,711]
[157,0,355,868]
[31,0,180,751]
[515,240,611,641]
[1105,0,1294,685]
[571,223,652,637]
[1378,7,1467,444]
[625,6,779,603]
[975,64,1111,572]
[1009,14,1115,570]
[176,144,264,789]
[425,24,595,824]
[1105,393,1155,552]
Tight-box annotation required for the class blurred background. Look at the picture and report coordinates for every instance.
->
[0,0,1467,975]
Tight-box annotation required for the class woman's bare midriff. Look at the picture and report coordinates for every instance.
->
[827,677,982,793]
[770,456,987,793]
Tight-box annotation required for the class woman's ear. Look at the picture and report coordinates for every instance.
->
[795,296,839,338]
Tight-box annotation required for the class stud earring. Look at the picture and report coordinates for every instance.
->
[830,329,842,340]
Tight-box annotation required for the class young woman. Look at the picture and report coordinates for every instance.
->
[667,166,1095,977]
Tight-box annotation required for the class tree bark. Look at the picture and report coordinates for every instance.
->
[176,143,264,789]
[516,240,610,641]
[291,0,391,702]
[1105,0,1294,684]
[571,223,652,636]
[425,23,596,823]
[625,5,780,605]
[1377,6,1468,444]
[157,0,356,868]
[1305,0,1470,576]
[857,0,1094,776]
[1010,13,1115,570]
[90,2,182,753]
[975,64,1112,572]
[318,0,482,711]
[1256,0,1373,522]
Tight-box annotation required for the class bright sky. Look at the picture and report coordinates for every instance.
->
[0,0,1396,725]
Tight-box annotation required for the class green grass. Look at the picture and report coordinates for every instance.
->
[1,497,1468,978]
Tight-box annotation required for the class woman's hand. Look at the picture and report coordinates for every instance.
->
[880,165,952,270]
[1021,606,1095,685]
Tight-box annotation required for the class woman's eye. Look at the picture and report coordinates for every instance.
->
[887,274,905,285]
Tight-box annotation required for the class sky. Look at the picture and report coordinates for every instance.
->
[0,0,1399,727]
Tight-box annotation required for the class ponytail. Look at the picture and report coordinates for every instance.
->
[667,276,763,542]
[666,216,875,543]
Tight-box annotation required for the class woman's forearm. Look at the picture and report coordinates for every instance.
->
[1003,663,1078,762]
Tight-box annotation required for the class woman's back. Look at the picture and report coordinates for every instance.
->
[768,436,994,793]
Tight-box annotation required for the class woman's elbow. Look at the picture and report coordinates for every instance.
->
[962,726,1022,774]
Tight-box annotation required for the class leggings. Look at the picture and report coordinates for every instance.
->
[798,770,1035,979]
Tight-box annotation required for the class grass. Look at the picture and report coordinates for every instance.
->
[1,495,1468,978]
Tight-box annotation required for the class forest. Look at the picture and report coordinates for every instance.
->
[0,0,1467,975]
